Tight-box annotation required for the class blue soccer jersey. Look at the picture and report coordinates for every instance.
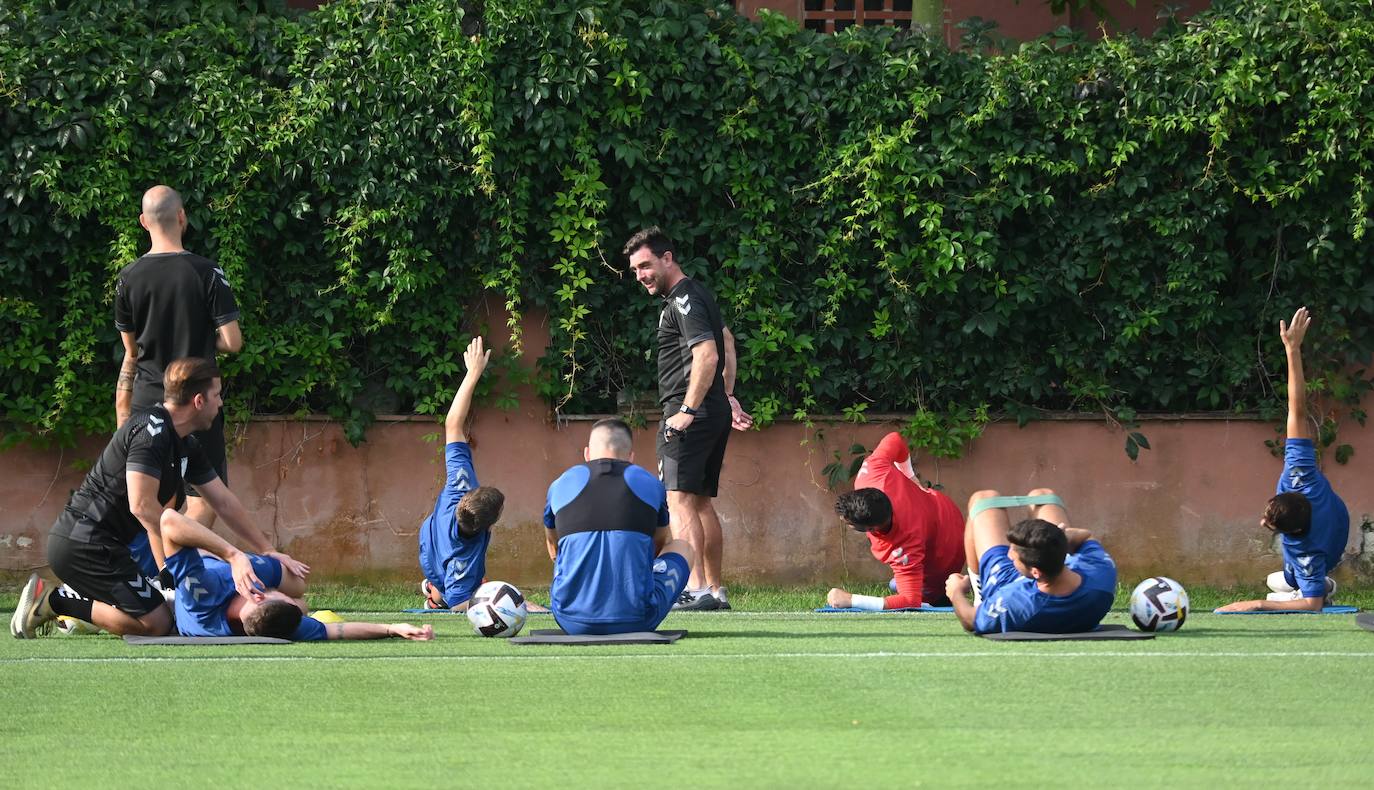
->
[164,548,326,641]
[1277,438,1349,598]
[545,459,677,632]
[973,540,1117,635]
[418,441,491,608]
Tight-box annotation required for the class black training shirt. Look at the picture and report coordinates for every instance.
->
[114,251,239,407]
[50,405,218,544]
[656,277,728,417]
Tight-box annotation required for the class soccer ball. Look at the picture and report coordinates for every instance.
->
[1129,576,1189,632]
[466,581,528,638]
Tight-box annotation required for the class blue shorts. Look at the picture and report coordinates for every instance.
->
[557,551,690,636]
[249,554,284,590]
[978,545,1023,600]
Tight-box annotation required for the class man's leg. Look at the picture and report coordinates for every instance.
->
[1026,487,1070,528]
[699,501,724,591]
[965,490,1011,605]
[668,490,708,590]
[43,533,174,638]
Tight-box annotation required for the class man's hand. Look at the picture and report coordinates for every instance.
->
[228,551,266,601]
[388,623,434,641]
[826,588,852,608]
[1215,599,1263,613]
[1280,306,1310,353]
[728,395,754,431]
[945,573,971,601]
[664,411,694,436]
[267,551,311,579]
[464,336,491,377]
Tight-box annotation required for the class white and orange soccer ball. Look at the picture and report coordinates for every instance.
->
[1129,576,1189,632]
[466,581,528,638]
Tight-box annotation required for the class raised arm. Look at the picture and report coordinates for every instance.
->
[1281,307,1312,441]
[445,336,491,444]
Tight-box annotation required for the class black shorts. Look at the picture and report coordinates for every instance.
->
[46,532,165,617]
[186,410,228,498]
[657,411,731,496]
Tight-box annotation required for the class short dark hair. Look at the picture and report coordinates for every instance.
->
[457,486,505,536]
[834,488,893,532]
[242,598,303,639]
[590,417,634,457]
[1263,492,1311,536]
[1007,518,1068,580]
[623,226,673,259]
[163,357,220,405]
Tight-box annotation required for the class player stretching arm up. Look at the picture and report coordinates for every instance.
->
[1217,307,1350,613]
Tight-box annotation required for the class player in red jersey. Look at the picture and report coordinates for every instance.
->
[827,432,966,610]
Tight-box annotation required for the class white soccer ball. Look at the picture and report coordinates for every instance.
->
[466,581,528,638]
[1129,576,1189,632]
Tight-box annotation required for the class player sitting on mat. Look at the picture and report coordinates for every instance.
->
[945,488,1117,635]
[544,418,693,635]
[1218,307,1350,613]
[417,336,507,613]
[827,432,965,610]
[161,508,432,641]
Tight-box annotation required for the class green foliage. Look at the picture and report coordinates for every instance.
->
[2,0,1372,454]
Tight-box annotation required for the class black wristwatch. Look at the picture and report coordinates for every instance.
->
[679,404,699,416]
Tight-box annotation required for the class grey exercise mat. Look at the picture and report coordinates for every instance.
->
[1356,613,1374,633]
[124,635,292,645]
[981,624,1154,641]
[509,628,686,645]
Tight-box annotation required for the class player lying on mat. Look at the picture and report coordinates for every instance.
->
[544,418,693,635]
[1218,307,1350,613]
[945,488,1117,635]
[417,336,506,613]
[828,432,965,610]
[160,509,431,641]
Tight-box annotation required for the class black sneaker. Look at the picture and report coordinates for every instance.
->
[671,590,719,612]
[714,586,732,611]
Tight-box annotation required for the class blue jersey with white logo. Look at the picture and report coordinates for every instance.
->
[418,442,491,608]
[974,540,1117,634]
[545,459,670,626]
[1277,439,1349,597]
[164,547,326,641]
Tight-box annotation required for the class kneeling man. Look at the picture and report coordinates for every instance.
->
[946,488,1116,635]
[828,432,965,610]
[544,418,692,635]
[162,509,432,641]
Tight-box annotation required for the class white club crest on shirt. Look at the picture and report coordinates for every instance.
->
[673,294,691,315]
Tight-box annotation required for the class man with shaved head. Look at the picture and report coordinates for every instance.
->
[113,185,245,582]
[543,418,693,635]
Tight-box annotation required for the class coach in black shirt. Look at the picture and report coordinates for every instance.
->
[115,185,242,529]
[625,227,752,612]
[10,358,306,639]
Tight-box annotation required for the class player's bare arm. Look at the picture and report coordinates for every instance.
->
[445,336,490,444]
[1216,595,1324,613]
[664,340,717,434]
[1281,306,1311,441]
[945,573,976,631]
[116,332,138,427]
[722,326,753,431]
[215,320,243,354]
[328,621,434,641]
[159,508,265,601]
[126,470,170,570]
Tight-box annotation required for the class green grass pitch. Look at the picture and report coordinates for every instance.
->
[3,587,1373,787]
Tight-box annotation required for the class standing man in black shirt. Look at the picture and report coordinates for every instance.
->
[11,358,306,639]
[625,227,752,611]
[115,185,242,535]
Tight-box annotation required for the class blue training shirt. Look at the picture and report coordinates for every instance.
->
[418,441,491,607]
[164,547,326,641]
[1277,438,1349,598]
[545,459,670,626]
[974,540,1118,634]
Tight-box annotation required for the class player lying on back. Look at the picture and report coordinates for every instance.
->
[1218,307,1350,612]
[417,336,506,612]
[827,432,965,610]
[161,509,431,641]
[946,488,1117,635]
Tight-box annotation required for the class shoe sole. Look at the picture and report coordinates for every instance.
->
[672,596,720,612]
[10,573,46,639]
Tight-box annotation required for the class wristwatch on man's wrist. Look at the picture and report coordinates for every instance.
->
[679,404,698,416]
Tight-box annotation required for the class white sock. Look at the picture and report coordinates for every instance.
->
[970,572,982,608]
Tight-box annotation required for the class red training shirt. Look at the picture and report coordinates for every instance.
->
[855,432,966,609]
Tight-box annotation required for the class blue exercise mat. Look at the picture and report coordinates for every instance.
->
[1212,605,1359,615]
[815,604,955,613]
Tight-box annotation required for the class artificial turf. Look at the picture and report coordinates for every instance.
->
[4,588,1373,787]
